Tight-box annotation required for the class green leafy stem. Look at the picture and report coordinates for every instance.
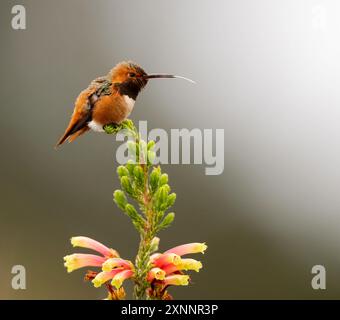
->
[104,120,176,299]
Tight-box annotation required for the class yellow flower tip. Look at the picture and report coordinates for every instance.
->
[63,255,75,273]
[70,237,78,247]
[164,275,190,286]
[111,278,122,289]
[70,236,91,248]
[64,264,74,273]
[102,260,112,272]
[101,258,115,272]
[63,254,80,273]
[201,243,208,254]
[194,261,203,272]
[179,275,190,285]
[181,259,203,272]
[91,277,104,288]
[192,243,208,254]
[92,278,103,288]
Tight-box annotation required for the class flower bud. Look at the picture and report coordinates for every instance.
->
[159,174,168,186]
[120,176,133,195]
[147,140,155,150]
[147,150,156,166]
[150,167,161,192]
[127,140,137,161]
[117,165,129,178]
[150,237,160,253]
[159,212,175,230]
[166,193,176,208]
[113,190,127,210]
[133,165,144,188]
[126,159,136,175]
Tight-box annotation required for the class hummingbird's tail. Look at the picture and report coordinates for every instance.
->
[55,126,89,149]
[55,132,69,148]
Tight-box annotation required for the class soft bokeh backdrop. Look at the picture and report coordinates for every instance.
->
[1,0,340,299]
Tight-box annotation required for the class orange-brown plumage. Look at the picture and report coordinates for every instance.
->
[56,61,147,147]
[56,61,194,147]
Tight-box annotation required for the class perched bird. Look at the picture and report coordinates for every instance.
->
[56,61,194,147]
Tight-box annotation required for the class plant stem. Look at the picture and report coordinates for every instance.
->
[105,121,166,299]
[133,132,155,299]
[133,167,155,299]
[133,230,153,299]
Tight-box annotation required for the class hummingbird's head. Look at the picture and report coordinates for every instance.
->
[110,61,195,100]
[110,61,148,99]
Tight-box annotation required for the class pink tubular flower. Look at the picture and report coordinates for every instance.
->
[162,258,203,274]
[163,275,189,286]
[102,258,133,272]
[111,269,134,289]
[164,243,207,256]
[147,241,207,299]
[152,253,182,268]
[71,236,119,258]
[64,236,134,290]
[92,268,124,288]
[64,254,106,273]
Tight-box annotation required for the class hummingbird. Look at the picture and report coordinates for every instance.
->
[56,61,194,147]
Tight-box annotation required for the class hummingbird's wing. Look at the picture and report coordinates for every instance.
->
[56,77,112,147]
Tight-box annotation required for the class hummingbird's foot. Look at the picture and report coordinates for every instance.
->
[103,120,139,138]
[103,123,119,134]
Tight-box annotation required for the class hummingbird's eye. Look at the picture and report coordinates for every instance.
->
[128,72,136,78]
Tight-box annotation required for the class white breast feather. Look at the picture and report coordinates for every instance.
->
[123,95,135,118]
[88,120,105,132]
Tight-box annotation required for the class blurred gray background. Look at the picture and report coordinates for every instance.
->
[1,0,340,299]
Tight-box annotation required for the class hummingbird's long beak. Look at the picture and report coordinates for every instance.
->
[142,74,196,84]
